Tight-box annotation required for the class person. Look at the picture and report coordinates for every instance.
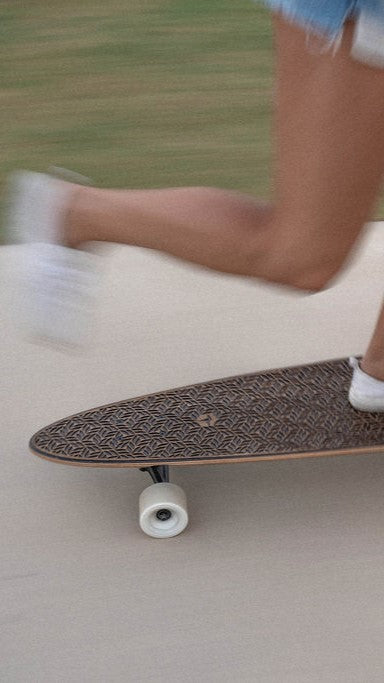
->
[6,2,384,411]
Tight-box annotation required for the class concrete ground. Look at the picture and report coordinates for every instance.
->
[2,225,384,682]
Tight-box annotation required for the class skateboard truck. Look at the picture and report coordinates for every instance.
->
[139,466,170,484]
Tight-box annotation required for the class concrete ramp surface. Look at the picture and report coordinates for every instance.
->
[2,226,384,682]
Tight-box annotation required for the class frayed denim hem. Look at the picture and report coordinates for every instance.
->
[259,0,384,67]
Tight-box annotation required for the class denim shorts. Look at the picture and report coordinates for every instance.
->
[260,0,384,67]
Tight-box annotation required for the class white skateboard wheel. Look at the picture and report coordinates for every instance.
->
[139,483,188,538]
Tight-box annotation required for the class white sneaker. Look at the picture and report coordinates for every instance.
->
[348,357,384,412]
[6,170,101,350]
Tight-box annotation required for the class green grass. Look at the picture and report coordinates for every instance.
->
[0,0,382,243]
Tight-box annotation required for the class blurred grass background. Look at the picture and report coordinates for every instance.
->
[0,0,382,244]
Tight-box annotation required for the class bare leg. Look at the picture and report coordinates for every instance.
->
[361,301,384,380]
[68,186,275,280]
[65,17,384,293]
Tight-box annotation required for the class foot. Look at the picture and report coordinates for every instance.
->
[6,169,101,349]
[348,357,384,411]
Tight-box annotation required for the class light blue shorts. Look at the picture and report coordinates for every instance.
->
[260,0,384,67]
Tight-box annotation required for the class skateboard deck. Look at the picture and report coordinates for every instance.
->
[31,357,384,466]
[30,357,384,537]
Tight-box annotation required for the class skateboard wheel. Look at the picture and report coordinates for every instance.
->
[139,483,188,538]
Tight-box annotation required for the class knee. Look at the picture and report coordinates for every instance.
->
[270,251,340,292]
[270,252,344,293]
[249,223,346,293]
[270,262,337,293]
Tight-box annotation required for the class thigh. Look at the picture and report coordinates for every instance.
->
[270,14,384,285]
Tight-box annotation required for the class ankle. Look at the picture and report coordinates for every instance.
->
[360,357,384,382]
[64,184,90,248]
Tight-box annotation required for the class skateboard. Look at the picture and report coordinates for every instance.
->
[30,357,384,538]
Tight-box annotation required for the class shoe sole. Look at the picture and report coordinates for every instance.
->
[348,387,384,412]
